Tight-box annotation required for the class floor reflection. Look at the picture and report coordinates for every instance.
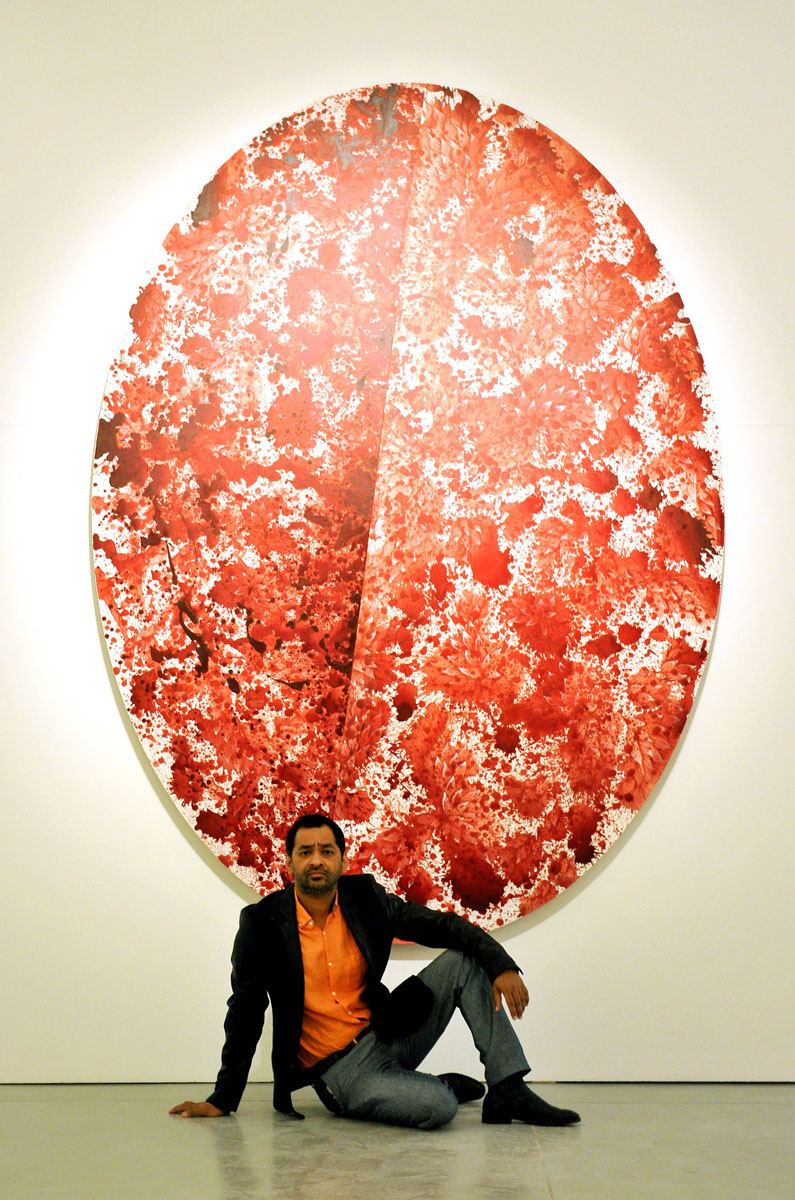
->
[2,1084,791,1200]
[208,1089,550,1200]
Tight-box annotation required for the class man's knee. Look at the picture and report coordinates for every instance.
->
[415,1085,458,1130]
[345,1075,458,1130]
[422,948,481,991]
[436,948,467,967]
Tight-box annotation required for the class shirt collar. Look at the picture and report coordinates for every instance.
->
[295,890,337,928]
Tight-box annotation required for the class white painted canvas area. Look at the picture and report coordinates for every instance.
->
[1,0,793,1085]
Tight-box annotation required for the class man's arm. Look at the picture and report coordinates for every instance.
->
[375,881,525,999]
[168,905,269,1117]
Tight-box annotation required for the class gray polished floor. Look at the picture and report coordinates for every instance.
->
[1,1083,792,1199]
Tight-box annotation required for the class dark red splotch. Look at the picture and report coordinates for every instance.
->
[566,803,601,865]
[469,522,512,588]
[548,853,579,890]
[429,559,451,604]
[503,492,544,538]
[447,839,506,914]
[584,633,622,659]
[495,724,521,754]
[95,413,149,490]
[578,464,618,494]
[655,505,714,566]
[393,681,418,722]
[638,481,664,511]
[612,489,637,516]
[93,83,722,927]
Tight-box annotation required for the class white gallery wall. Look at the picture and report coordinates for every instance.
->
[2,0,793,1085]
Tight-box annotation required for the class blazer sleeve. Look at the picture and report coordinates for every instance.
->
[373,880,522,981]
[206,905,269,1113]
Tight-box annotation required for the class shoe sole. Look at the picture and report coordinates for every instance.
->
[482,1107,581,1126]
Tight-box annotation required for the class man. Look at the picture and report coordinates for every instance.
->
[170,812,579,1128]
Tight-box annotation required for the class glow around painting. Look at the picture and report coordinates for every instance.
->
[92,84,723,926]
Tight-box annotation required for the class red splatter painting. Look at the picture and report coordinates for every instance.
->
[92,84,723,926]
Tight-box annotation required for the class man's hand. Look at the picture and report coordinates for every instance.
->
[493,970,529,1020]
[168,1100,228,1118]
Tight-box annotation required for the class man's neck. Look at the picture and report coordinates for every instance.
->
[295,886,338,930]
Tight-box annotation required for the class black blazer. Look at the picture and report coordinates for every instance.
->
[206,874,520,1115]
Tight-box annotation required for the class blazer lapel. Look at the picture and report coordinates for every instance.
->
[276,884,305,1012]
[338,882,377,973]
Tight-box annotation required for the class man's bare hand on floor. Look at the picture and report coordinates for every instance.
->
[169,1100,227,1118]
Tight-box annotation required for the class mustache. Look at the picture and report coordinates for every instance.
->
[299,864,337,893]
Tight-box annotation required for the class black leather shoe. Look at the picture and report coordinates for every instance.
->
[483,1079,580,1126]
[437,1073,486,1103]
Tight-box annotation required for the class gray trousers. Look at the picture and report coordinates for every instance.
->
[315,949,530,1129]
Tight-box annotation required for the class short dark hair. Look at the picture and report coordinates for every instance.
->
[285,812,346,857]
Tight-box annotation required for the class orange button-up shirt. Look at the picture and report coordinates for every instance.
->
[295,893,371,1069]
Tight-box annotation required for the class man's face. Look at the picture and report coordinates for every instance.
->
[287,825,347,898]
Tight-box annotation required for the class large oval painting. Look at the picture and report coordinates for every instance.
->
[92,84,723,926]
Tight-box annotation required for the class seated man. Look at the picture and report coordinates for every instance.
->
[170,812,579,1129]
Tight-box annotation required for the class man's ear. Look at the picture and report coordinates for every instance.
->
[284,854,294,877]
[340,853,349,874]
